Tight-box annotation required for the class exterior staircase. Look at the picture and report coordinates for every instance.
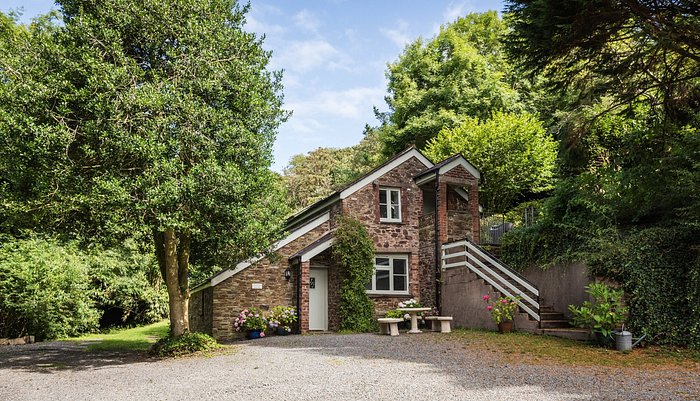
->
[538,306,589,341]
[442,238,590,341]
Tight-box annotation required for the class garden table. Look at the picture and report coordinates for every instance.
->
[397,307,432,333]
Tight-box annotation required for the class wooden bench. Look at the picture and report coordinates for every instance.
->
[425,316,453,333]
[378,318,403,336]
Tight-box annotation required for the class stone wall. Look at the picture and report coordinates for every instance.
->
[208,217,331,341]
[341,156,427,303]
[371,295,415,316]
[442,164,480,244]
[441,263,592,332]
[446,186,472,243]
[441,267,538,333]
[521,263,592,318]
[189,287,213,335]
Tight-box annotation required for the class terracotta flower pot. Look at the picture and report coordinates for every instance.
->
[498,321,513,334]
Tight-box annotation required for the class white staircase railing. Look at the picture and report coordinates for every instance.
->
[442,239,540,321]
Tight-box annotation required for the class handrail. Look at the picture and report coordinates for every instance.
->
[464,241,539,296]
[441,239,540,321]
[465,238,535,288]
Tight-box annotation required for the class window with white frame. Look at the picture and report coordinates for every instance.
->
[365,255,409,294]
[379,187,401,222]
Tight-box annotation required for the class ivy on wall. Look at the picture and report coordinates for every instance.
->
[333,216,376,332]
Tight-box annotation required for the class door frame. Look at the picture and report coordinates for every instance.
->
[309,266,329,331]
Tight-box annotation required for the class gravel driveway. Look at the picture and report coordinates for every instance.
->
[1,333,698,400]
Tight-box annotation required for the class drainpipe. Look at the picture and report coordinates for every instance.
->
[434,171,441,313]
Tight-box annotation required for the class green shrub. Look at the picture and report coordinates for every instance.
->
[0,238,99,340]
[149,332,220,357]
[568,283,627,341]
[86,241,168,328]
[0,236,168,340]
[385,309,405,319]
[587,227,700,348]
[333,216,376,332]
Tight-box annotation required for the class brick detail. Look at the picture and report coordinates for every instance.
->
[300,260,310,333]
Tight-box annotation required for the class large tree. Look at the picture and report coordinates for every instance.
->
[0,1,288,336]
[505,0,700,125]
[377,11,535,154]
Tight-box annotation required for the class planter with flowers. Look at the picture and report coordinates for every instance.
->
[233,307,268,339]
[267,305,298,335]
[483,294,520,333]
[397,298,430,329]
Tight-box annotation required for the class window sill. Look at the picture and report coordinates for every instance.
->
[367,292,411,297]
[379,220,404,224]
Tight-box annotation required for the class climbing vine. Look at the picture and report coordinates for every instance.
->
[333,216,376,332]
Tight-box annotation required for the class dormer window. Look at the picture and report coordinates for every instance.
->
[379,187,401,222]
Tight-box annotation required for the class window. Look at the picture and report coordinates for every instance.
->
[365,255,409,294]
[379,187,401,222]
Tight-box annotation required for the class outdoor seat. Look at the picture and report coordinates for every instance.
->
[425,316,453,333]
[377,318,403,336]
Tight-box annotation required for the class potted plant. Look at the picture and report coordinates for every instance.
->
[233,307,268,339]
[484,294,519,333]
[267,305,297,335]
[568,283,627,347]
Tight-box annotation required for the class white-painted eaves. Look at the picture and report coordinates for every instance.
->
[300,237,335,262]
[339,149,432,199]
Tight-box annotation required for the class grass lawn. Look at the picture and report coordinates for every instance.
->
[66,320,169,352]
[445,329,700,369]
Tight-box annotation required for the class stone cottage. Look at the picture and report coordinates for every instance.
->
[189,146,481,340]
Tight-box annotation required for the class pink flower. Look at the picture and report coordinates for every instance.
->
[501,299,508,304]
[260,332,265,337]
[483,295,489,301]
[487,305,493,311]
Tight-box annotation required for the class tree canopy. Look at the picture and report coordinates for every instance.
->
[282,129,384,211]
[0,0,289,336]
[424,112,557,213]
[377,11,534,155]
[502,0,700,348]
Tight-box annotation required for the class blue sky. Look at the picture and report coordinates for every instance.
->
[3,1,505,171]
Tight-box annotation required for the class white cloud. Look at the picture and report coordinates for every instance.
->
[275,40,353,73]
[293,10,321,33]
[443,1,473,22]
[380,20,411,48]
[245,15,284,35]
[287,86,385,120]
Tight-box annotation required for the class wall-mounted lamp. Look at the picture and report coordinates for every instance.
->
[284,267,292,280]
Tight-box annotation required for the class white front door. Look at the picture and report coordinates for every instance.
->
[309,268,328,331]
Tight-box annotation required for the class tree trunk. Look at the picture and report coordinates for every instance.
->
[155,228,191,337]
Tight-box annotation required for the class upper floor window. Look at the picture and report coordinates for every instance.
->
[379,187,401,222]
[365,255,409,294]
